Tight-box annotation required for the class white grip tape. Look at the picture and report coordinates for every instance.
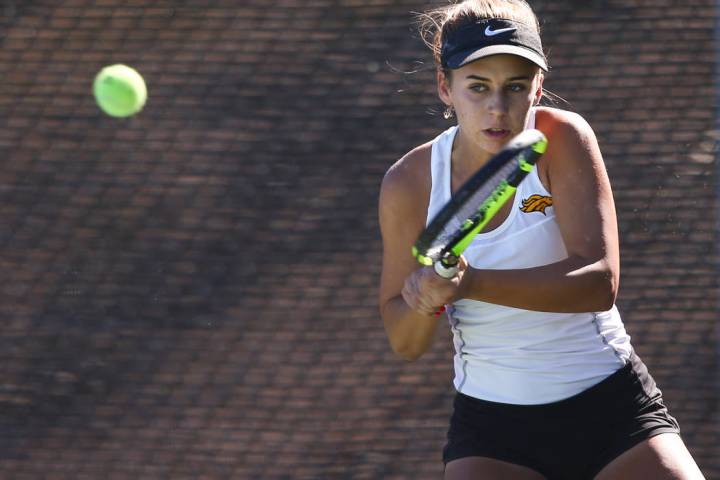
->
[434,261,458,279]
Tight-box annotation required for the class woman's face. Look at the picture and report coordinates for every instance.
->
[438,54,543,154]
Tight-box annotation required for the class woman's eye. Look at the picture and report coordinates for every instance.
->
[508,84,527,92]
[470,84,487,93]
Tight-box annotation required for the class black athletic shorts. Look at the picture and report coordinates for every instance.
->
[443,351,680,479]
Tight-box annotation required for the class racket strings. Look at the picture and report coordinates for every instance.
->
[426,159,519,260]
[414,130,547,267]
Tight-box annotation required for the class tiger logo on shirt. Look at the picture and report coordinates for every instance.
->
[520,194,553,215]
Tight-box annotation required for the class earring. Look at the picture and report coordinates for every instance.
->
[443,105,455,120]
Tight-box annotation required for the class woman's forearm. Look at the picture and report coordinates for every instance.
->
[458,255,618,313]
[381,296,441,361]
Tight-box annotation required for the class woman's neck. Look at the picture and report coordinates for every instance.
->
[450,127,493,187]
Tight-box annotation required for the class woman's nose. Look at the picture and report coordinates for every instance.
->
[487,92,509,116]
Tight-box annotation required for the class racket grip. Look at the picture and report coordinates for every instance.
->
[433,256,457,315]
[433,259,458,278]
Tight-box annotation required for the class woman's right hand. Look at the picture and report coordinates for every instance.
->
[401,256,468,316]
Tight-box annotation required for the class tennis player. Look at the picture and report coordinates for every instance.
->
[378,1,705,478]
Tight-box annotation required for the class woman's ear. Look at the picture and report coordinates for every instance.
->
[437,69,453,106]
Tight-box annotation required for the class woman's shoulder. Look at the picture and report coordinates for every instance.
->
[535,106,596,142]
[535,107,602,192]
[380,140,433,200]
[378,140,434,231]
[534,107,604,184]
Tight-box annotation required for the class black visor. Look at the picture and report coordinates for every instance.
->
[440,18,548,71]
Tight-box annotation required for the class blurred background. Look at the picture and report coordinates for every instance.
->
[0,0,717,478]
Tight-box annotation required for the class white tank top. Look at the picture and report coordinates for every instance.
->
[427,109,632,405]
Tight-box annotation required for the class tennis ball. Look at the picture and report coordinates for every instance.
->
[93,64,147,117]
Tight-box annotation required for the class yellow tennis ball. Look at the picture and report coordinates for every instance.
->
[93,64,147,117]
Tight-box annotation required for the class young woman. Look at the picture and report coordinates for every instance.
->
[378,1,705,479]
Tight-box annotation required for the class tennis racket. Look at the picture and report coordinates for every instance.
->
[412,129,548,284]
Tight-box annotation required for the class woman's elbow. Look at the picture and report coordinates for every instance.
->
[386,333,425,362]
[598,267,619,311]
[384,326,426,362]
[393,344,424,362]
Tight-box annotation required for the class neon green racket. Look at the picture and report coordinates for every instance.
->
[413,129,548,279]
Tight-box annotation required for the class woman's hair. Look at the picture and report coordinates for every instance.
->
[418,0,543,75]
[416,0,568,107]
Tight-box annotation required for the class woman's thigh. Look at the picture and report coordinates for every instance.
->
[444,456,548,480]
[593,433,705,480]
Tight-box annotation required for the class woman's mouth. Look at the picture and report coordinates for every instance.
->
[483,128,511,139]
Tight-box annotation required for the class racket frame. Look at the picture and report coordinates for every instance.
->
[412,132,548,278]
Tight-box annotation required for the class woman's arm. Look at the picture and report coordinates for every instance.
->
[457,110,620,313]
[378,146,465,361]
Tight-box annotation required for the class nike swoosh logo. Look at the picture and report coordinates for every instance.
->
[485,26,516,36]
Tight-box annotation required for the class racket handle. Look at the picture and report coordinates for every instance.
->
[433,256,457,315]
[434,259,458,278]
